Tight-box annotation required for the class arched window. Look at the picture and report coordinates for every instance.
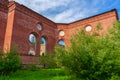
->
[58,40,65,46]
[29,34,36,44]
[40,37,46,45]
[40,37,47,55]
[28,33,37,56]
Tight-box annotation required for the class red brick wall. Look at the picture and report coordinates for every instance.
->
[1,1,118,64]
[57,10,118,46]
[0,0,8,5]
[4,3,57,64]
[4,2,57,64]
[0,5,8,51]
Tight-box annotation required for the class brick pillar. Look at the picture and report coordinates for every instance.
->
[3,7,15,52]
[36,35,40,55]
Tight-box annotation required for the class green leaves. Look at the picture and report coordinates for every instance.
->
[0,48,21,75]
[55,21,120,80]
[39,52,57,68]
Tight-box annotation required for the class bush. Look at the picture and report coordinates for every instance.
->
[39,53,57,68]
[55,22,120,80]
[0,48,21,75]
[28,64,38,71]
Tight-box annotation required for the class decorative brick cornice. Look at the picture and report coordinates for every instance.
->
[8,1,16,12]
[8,1,57,29]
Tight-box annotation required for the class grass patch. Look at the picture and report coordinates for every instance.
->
[0,69,74,80]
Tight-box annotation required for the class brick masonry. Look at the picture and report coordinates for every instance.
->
[0,0,118,64]
[0,1,8,51]
[57,10,118,46]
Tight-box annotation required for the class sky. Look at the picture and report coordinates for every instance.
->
[14,0,120,23]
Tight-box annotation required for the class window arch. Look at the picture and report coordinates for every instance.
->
[58,40,65,46]
[29,34,37,44]
[28,33,37,56]
[40,37,46,45]
[40,36,47,55]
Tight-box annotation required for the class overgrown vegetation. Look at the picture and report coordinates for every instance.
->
[55,21,120,80]
[39,53,57,68]
[1,22,120,80]
[0,48,21,75]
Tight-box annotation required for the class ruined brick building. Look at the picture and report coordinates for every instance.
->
[0,0,118,64]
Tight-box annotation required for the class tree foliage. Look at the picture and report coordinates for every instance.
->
[39,53,57,68]
[0,48,21,75]
[55,21,120,80]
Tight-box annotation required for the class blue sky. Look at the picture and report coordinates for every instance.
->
[14,0,120,23]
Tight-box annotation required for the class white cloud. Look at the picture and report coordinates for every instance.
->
[52,8,86,23]
[14,0,73,12]
[48,0,100,23]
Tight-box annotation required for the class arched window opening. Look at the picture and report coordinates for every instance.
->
[40,37,47,55]
[40,37,46,45]
[28,33,37,56]
[58,40,65,46]
[29,34,36,44]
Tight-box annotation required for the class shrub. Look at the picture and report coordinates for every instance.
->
[0,48,21,75]
[28,64,38,71]
[55,22,120,80]
[39,53,57,68]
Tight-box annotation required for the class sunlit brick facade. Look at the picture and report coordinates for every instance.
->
[0,0,118,64]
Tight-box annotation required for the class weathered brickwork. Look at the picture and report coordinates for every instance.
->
[0,0,118,64]
[57,10,118,46]
[0,1,8,51]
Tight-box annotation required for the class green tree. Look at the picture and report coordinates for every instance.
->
[55,21,120,80]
